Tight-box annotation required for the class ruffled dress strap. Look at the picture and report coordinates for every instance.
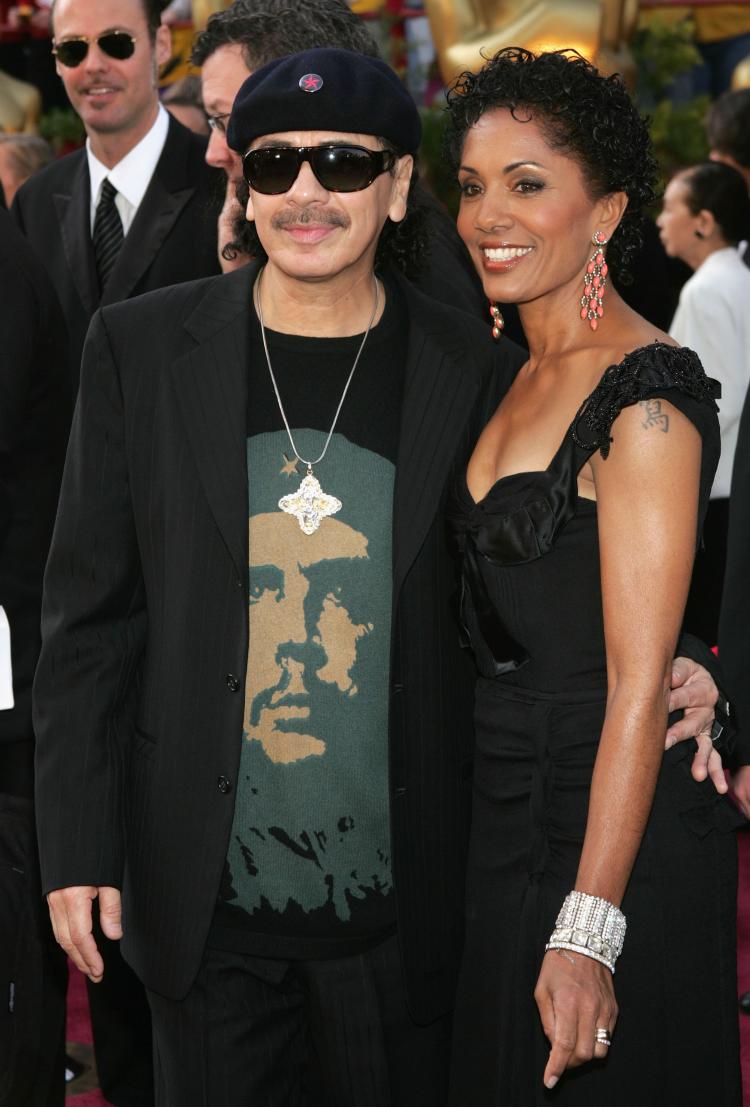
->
[448,343,720,680]
[570,342,720,462]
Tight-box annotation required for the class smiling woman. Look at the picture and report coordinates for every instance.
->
[442,47,742,1107]
[446,46,658,288]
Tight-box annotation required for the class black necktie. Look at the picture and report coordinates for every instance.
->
[92,178,124,292]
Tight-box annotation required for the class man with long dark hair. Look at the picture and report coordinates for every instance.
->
[194,0,488,316]
[32,47,525,1103]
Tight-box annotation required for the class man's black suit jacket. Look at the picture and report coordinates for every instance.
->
[11,114,222,385]
[0,208,71,748]
[33,262,524,1023]
[719,389,750,765]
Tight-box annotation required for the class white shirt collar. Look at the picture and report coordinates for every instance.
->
[700,245,742,271]
[87,104,170,230]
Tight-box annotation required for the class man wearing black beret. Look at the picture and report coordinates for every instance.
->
[33,45,727,1106]
[33,46,524,1105]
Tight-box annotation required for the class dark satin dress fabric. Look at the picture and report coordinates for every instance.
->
[448,344,742,1106]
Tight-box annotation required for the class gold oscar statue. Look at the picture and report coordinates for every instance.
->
[732,56,750,89]
[424,0,640,84]
[191,0,233,31]
[0,69,41,133]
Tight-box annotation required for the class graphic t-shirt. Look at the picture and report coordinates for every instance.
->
[209,279,407,959]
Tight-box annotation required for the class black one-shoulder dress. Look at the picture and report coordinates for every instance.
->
[447,344,742,1106]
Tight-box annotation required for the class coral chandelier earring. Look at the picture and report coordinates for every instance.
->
[580,230,608,331]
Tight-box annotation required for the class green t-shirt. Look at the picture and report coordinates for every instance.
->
[209,282,407,959]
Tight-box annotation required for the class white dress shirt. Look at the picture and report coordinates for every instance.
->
[0,606,14,710]
[87,104,170,235]
[669,246,750,499]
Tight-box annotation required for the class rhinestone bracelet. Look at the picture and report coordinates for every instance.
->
[545,891,626,974]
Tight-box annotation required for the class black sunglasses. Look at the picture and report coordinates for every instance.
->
[53,31,137,68]
[242,144,396,195]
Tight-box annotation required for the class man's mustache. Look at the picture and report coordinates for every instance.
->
[272,208,349,230]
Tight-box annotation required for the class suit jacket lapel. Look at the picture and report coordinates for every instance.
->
[170,265,256,579]
[392,276,482,599]
[171,264,484,592]
[54,155,99,318]
[102,118,196,306]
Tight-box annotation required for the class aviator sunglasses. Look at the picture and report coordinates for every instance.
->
[52,31,137,68]
[242,144,396,195]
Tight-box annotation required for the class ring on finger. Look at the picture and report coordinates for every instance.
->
[595,1027,611,1047]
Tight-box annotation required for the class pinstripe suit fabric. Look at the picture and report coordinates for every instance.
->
[33,264,524,1031]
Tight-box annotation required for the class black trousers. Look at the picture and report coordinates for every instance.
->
[146,933,451,1107]
[86,924,155,1107]
[0,741,66,1107]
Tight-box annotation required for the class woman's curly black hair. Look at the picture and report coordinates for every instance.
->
[223,146,429,279]
[445,47,659,283]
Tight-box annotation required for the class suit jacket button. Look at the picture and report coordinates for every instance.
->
[217,776,232,794]
[226,673,241,693]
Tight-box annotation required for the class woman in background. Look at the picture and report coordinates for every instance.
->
[657,161,750,644]
[445,48,741,1106]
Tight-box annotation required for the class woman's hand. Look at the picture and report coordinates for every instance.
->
[534,948,618,1089]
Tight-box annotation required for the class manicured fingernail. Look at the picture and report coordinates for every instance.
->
[545,1076,558,1089]
[665,735,674,748]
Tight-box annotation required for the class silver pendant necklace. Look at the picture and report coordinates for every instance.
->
[255,267,379,535]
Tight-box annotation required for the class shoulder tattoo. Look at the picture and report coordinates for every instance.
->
[639,398,669,434]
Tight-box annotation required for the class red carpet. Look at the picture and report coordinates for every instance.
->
[65,965,106,1104]
[66,841,750,1103]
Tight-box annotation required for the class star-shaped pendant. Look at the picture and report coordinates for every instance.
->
[280,453,299,477]
[279,472,341,535]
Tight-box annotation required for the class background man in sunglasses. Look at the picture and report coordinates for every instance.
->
[11,0,222,385]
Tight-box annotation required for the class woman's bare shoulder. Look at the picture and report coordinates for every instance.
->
[606,304,676,358]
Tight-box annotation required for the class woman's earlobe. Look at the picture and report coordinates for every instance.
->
[600,191,628,239]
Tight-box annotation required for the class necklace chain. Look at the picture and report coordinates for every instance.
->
[255,268,379,471]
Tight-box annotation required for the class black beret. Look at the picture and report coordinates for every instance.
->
[227,47,422,156]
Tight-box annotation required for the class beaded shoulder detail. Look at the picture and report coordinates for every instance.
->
[571,342,719,459]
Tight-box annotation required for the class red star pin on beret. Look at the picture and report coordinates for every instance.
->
[299,72,324,92]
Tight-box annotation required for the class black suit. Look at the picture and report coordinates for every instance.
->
[719,388,750,765]
[33,263,524,1027]
[0,206,70,1107]
[11,114,223,384]
[13,112,222,1107]
[0,211,72,749]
